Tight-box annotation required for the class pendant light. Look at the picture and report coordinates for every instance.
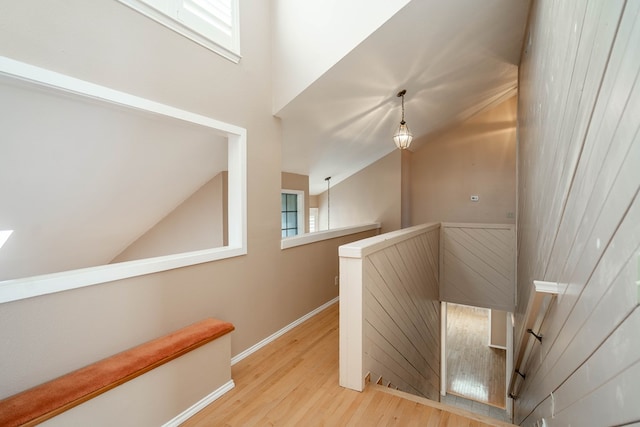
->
[393,89,413,150]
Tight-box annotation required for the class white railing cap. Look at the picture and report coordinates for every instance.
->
[339,222,440,259]
[281,223,380,250]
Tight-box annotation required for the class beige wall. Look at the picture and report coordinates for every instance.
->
[281,172,309,233]
[0,0,378,399]
[112,172,227,263]
[317,150,402,233]
[410,96,517,225]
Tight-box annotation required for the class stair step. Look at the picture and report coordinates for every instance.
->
[369,383,518,427]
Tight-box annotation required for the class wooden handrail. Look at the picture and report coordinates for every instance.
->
[509,280,559,399]
[0,318,234,427]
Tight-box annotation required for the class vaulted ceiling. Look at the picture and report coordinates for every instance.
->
[0,0,530,282]
[277,0,530,194]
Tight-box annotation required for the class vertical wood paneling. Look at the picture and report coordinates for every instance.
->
[440,224,515,312]
[516,0,640,425]
[362,227,441,401]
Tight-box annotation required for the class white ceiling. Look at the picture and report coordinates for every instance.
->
[278,0,530,194]
[0,0,530,280]
[0,76,227,281]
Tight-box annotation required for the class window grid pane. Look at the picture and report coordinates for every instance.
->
[281,193,298,237]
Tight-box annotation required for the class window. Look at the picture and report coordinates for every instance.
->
[118,0,241,62]
[281,190,304,238]
[309,208,319,233]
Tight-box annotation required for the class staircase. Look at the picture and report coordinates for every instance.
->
[368,373,515,426]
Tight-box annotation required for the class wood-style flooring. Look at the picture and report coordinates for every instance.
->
[183,303,515,426]
[446,304,506,408]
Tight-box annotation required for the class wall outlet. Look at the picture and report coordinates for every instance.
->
[507,212,515,219]
[470,195,479,202]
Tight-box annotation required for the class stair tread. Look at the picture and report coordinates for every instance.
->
[369,383,517,427]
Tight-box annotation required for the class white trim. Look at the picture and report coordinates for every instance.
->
[339,222,439,258]
[533,280,560,295]
[487,308,492,347]
[0,56,247,304]
[117,0,241,63]
[506,311,514,421]
[440,222,515,231]
[231,297,339,365]
[440,301,447,397]
[338,257,365,391]
[487,309,508,350]
[282,223,380,250]
[161,379,235,427]
[488,344,508,350]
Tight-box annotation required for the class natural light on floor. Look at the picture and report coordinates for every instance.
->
[451,377,489,402]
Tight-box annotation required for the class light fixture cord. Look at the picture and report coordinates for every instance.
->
[325,177,331,229]
[401,93,406,124]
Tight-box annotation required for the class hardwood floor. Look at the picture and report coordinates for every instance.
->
[446,304,506,408]
[183,303,514,426]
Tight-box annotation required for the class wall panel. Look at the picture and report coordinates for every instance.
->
[340,224,441,400]
[515,0,640,424]
[440,224,515,312]
[363,227,441,401]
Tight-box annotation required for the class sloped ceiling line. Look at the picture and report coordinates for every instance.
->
[276,0,530,195]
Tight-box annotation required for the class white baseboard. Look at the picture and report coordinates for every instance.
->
[488,344,507,350]
[231,296,339,366]
[162,380,235,427]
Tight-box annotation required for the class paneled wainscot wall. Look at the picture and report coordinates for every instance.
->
[339,223,441,401]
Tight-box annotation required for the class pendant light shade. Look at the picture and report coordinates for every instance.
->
[393,89,413,150]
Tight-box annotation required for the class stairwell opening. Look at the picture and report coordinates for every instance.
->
[441,302,511,421]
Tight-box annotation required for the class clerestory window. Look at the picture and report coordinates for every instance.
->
[118,0,241,62]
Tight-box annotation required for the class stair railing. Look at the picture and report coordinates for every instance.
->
[509,280,559,400]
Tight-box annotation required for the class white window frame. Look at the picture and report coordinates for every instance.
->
[117,0,241,63]
[281,190,304,237]
[0,56,247,304]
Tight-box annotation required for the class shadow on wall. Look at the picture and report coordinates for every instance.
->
[410,96,517,225]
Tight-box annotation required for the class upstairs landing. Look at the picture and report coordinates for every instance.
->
[183,302,515,426]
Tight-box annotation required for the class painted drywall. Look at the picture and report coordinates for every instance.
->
[111,172,228,263]
[410,96,517,225]
[0,0,378,403]
[271,0,411,114]
[281,172,309,234]
[316,150,402,233]
[515,1,640,425]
